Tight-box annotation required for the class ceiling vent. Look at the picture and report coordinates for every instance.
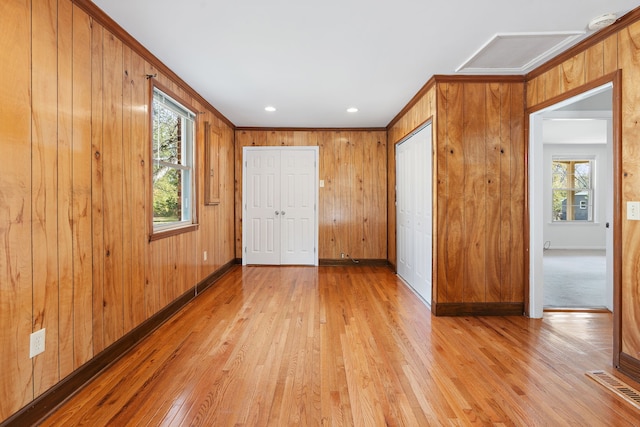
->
[456,32,585,75]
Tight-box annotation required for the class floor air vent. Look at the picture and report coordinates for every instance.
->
[586,370,640,410]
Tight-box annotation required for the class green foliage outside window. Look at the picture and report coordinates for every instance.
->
[151,86,195,230]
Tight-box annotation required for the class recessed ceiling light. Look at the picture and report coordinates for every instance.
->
[265,106,276,112]
[347,107,358,113]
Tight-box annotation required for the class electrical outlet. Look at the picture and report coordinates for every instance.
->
[30,328,45,358]
[628,201,640,220]
[203,250,208,261]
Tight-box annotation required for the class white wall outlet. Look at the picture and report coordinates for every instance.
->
[30,328,45,358]
[319,180,325,188]
[627,201,640,220]
[203,250,208,261]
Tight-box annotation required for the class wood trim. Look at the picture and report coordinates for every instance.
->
[619,352,640,383]
[71,0,235,129]
[435,303,524,317]
[318,259,393,267]
[204,122,221,205]
[235,127,386,132]
[433,74,525,84]
[386,76,436,129]
[523,102,530,316]
[612,70,623,369]
[525,72,619,114]
[0,260,238,427]
[527,6,640,80]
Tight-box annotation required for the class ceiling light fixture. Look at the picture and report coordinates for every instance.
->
[347,107,358,113]
[588,13,617,31]
[265,106,276,112]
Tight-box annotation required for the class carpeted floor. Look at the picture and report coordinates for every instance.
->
[543,249,607,308]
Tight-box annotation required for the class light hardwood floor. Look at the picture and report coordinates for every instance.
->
[41,265,640,426]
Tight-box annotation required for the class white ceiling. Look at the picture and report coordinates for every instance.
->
[92,0,639,128]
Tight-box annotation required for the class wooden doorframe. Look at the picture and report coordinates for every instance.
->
[525,71,622,367]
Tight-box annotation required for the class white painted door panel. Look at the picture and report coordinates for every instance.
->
[396,124,432,306]
[281,150,316,264]
[243,147,318,265]
[245,150,281,264]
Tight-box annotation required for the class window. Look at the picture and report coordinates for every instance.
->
[551,158,593,222]
[151,83,197,238]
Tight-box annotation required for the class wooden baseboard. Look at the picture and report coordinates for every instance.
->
[319,258,392,267]
[435,302,524,317]
[619,352,640,384]
[0,260,237,427]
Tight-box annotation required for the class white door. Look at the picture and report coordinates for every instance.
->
[243,147,318,265]
[396,123,432,306]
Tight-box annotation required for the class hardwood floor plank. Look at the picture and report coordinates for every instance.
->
[41,265,640,426]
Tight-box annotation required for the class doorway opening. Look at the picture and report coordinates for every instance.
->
[529,83,614,317]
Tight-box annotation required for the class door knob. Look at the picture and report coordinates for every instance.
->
[281,211,286,216]
[275,211,280,216]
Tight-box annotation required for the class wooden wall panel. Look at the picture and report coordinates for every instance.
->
[71,4,94,369]
[603,34,618,75]
[363,133,387,258]
[0,0,34,419]
[32,0,61,396]
[57,0,74,379]
[234,129,386,261]
[584,41,605,82]
[318,131,337,258]
[102,30,125,347]
[441,83,465,303]
[0,1,237,422]
[122,45,134,334]
[508,84,525,303]
[91,20,106,354]
[127,47,148,330]
[485,84,502,303]
[619,22,640,360]
[462,83,487,303]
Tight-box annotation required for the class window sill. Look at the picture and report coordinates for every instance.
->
[149,223,199,242]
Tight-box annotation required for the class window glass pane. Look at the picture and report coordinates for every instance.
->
[153,165,182,223]
[551,158,594,222]
[151,86,196,233]
[153,98,182,166]
[572,161,590,188]
[552,189,567,220]
[552,161,568,188]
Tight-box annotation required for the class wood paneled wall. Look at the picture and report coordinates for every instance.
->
[526,15,640,375]
[387,78,525,313]
[234,130,387,260]
[0,0,235,421]
[435,81,525,308]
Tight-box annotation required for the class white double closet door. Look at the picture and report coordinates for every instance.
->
[242,147,318,265]
[396,123,433,306]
